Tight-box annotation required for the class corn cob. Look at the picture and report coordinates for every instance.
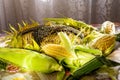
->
[90,35,115,55]
[0,47,62,73]
[42,44,76,60]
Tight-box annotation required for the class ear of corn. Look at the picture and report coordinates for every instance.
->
[90,35,116,55]
[25,53,63,73]
[83,33,116,56]
[42,32,77,61]
[67,55,118,80]
[42,44,75,60]
[0,47,62,73]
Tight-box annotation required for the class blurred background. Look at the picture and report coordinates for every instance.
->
[0,0,120,33]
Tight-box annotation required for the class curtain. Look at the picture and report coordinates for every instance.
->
[0,0,120,33]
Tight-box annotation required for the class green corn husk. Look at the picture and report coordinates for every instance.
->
[0,47,62,73]
[58,32,77,58]
[66,56,105,80]
[76,51,95,66]
[75,45,102,56]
